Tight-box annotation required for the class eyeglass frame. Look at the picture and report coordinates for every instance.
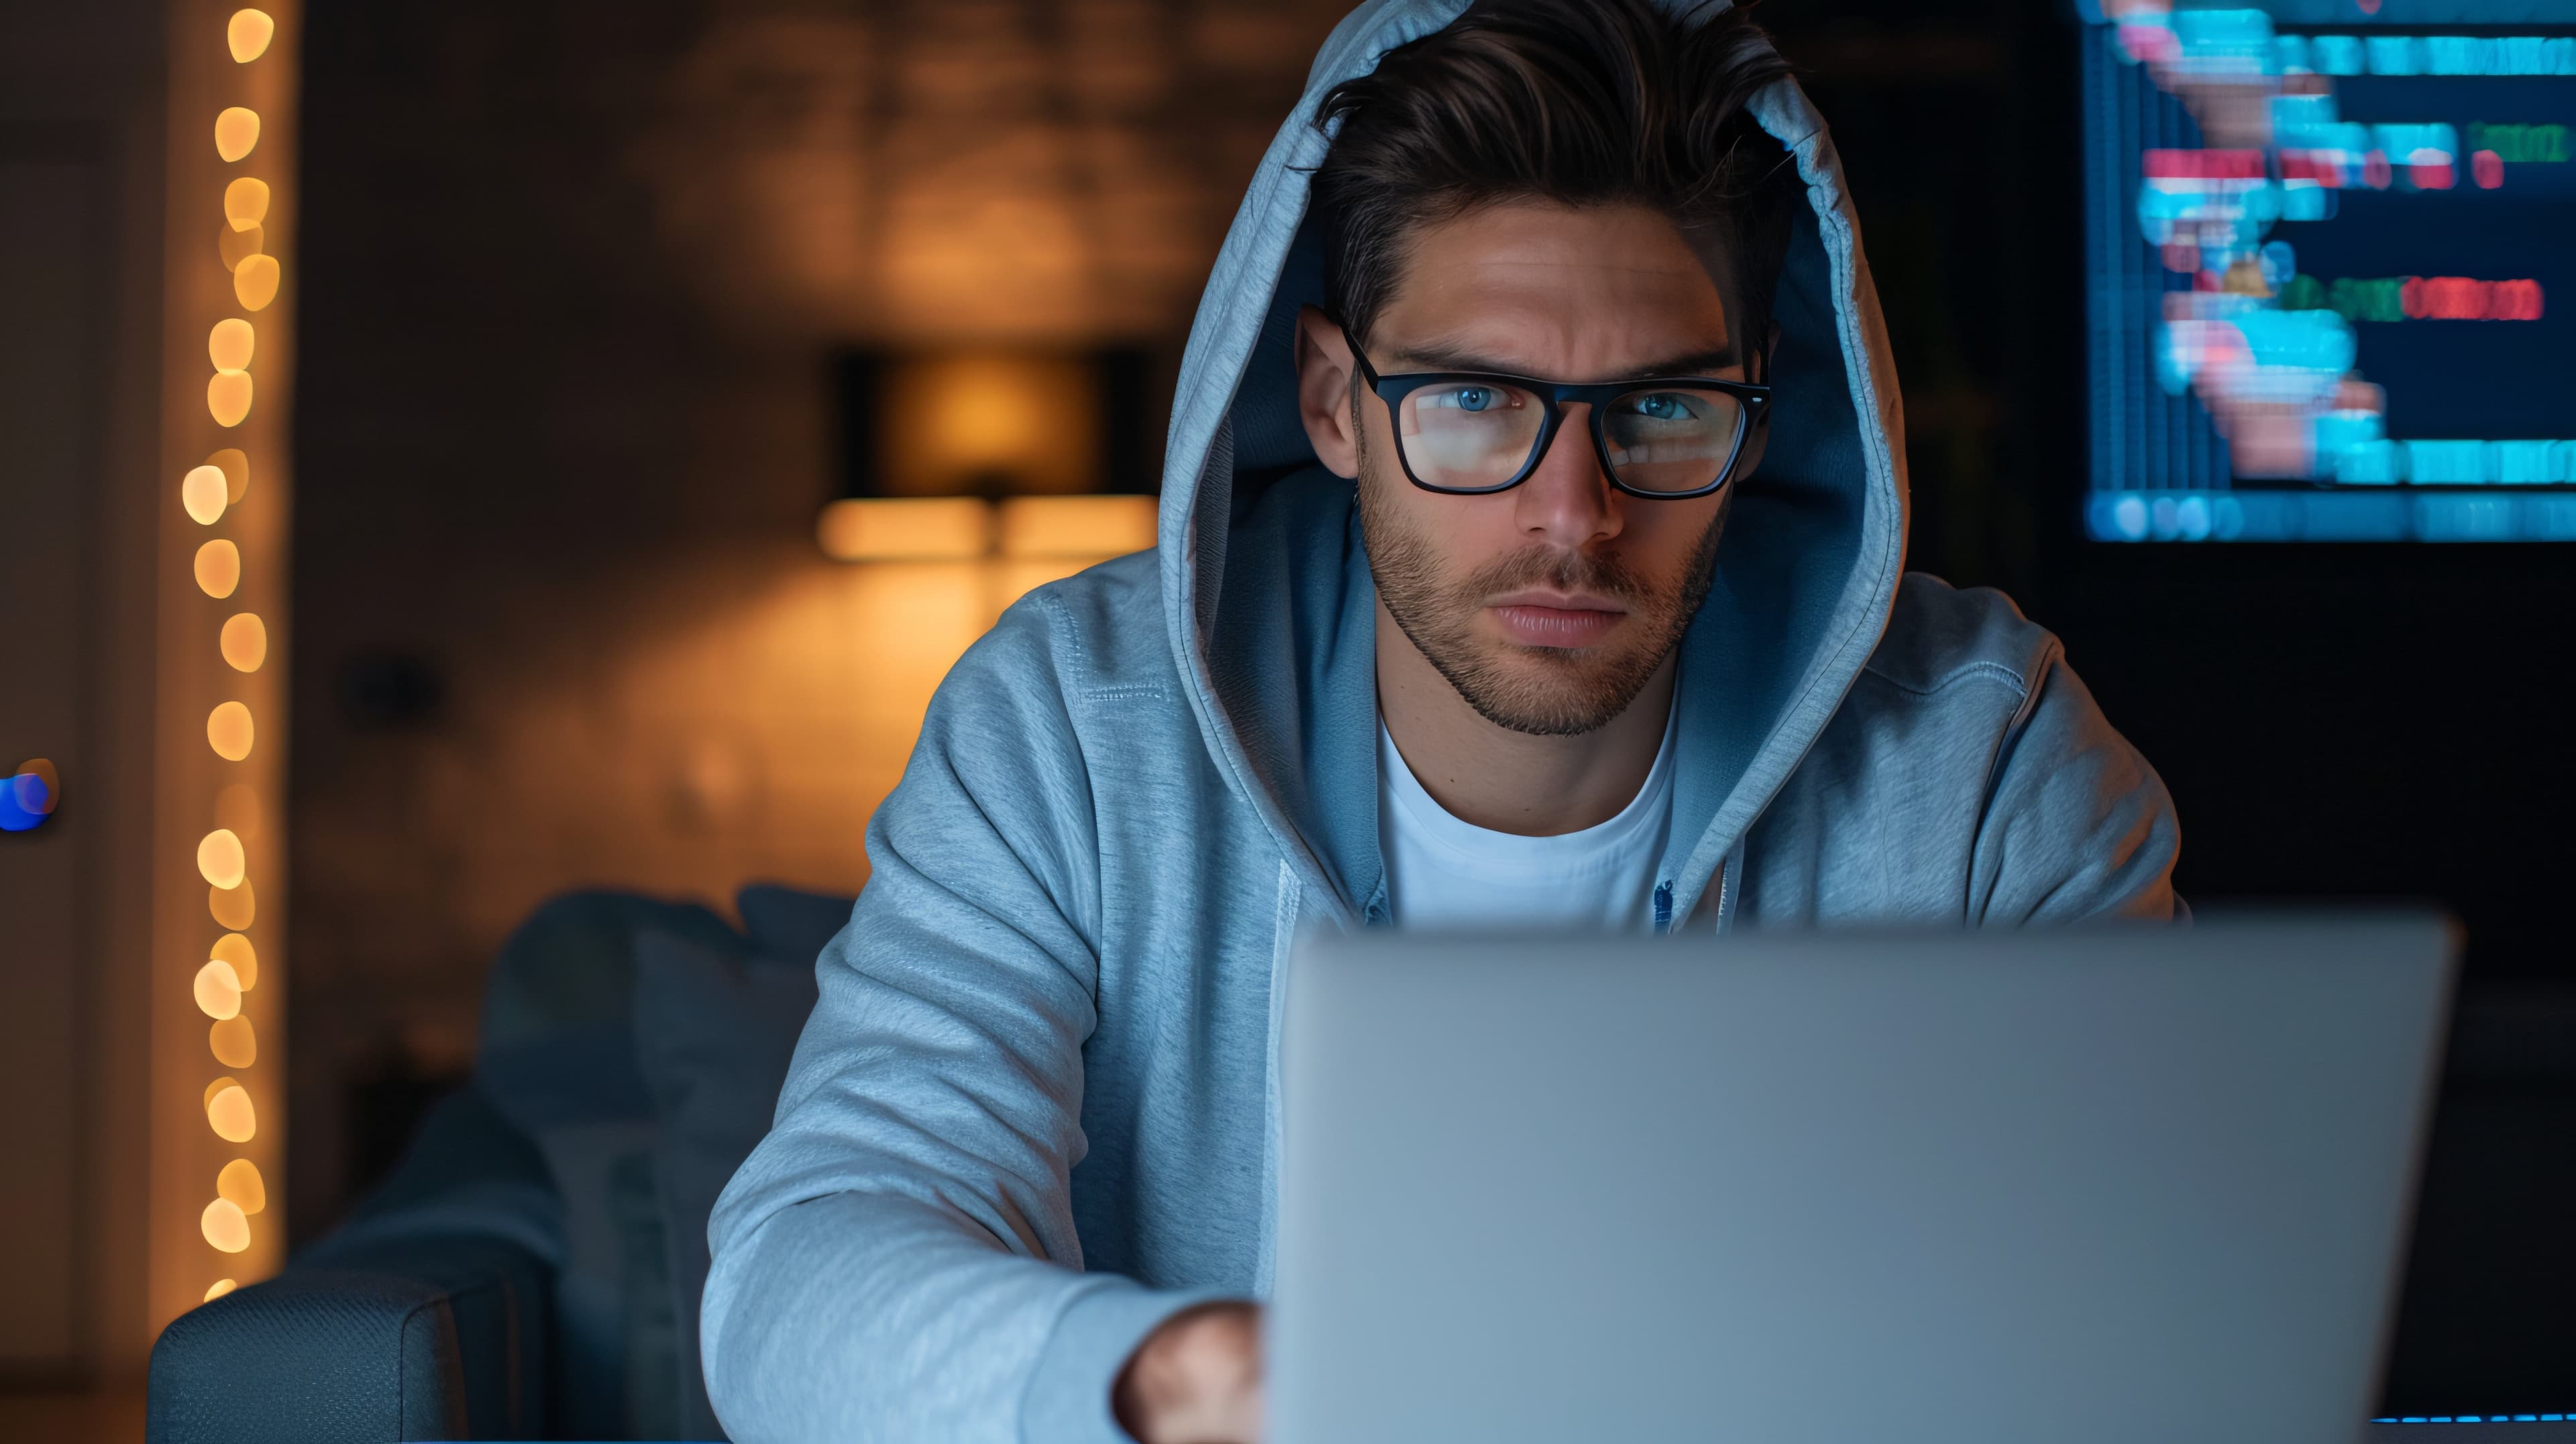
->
[1346,344,1772,501]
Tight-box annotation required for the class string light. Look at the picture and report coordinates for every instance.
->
[204,1080,256,1144]
[192,960,243,1021]
[182,465,229,525]
[216,1159,266,1214]
[211,933,258,990]
[209,880,256,931]
[233,254,278,311]
[227,9,274,64]
[207,701,255,762]
[213,107,260,163]
[220,613,267,672]
[223,177,268,231]
[209,1017,257,1069]
[200,1198,250,1252]
[195,3,285,1308]
[208,448,248,504]
[194,539,241,599]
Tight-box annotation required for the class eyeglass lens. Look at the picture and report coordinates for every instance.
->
[1395,382,1746,494]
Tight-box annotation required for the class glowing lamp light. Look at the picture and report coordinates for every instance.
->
[197,827,247,889]
[208,370,254,427]
[195,539,241,599]
[201,1198,251,1253]
[223,177,269,231]
[818,497,994,561]
[207,702,256,762]
[193,960,243,1021]
[217,1159,266,1215]
[997,495,1159,559]
[227,9,274,63]
[183,465,230,525]
[233,254,279,311]
[204,1279,237,1302]
[219,222,264,272]
[221,613,267,672]
[205,1080,256,1143]
[214,107,260,164]
[211,933,258,990]
[209,1016,257,1069]
[208,448,249,504]
[209,318,256,371]
[209,879,256,930]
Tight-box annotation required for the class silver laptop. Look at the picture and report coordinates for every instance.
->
[1271,916,2455,1444]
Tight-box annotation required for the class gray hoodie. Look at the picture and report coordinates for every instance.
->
[702,3,2184,1440]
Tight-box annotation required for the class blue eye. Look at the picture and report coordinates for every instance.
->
[1452,386,1496,412]
[1627,393,1699,421]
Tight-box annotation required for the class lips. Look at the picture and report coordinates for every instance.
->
[1487,596,1627,648]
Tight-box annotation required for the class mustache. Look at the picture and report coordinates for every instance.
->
[1458,546,1652,604]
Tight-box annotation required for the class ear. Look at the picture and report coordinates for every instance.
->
[1294,305,1361,480]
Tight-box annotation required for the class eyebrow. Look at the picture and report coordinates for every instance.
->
[1381,338,1741,379]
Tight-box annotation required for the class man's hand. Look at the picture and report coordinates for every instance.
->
[1112,1300,1264,1444]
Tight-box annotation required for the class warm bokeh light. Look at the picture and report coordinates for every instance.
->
[210,933,258,991]
[209,318,256,370]
[196,827,247,888]
[220,613,267,672]
[207,370,253,427]
[217,1159,266,1215]
[214,107,260,163]
[233,253,279,311]
[208,448,249,504]
[204,1279,237,1302]
[996,495,1159,560]
[209,1017,258,1069]
[214,780,260,837]
[192,960,242,1021]
[207,701,255,762]
[209,879,256,930]
[817,497,994,562]
[881,354,1103,497]
[219,221,264,272]
[205,1082,256,1144]
[200,1197,250,1252]
[182,464,229,525]
[195,539,241,599]
[223,176,268,231]
[227,9,274,63]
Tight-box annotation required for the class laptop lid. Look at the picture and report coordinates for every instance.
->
[1272,917,2454,1444]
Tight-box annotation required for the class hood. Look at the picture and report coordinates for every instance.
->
[1155,0,1910,929]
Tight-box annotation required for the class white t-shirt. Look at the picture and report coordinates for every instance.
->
[1377,703,1679,931]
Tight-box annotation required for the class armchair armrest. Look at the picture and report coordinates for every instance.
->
[148,1233,551,1444]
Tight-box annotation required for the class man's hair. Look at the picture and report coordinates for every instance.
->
[1312,0,1799,364]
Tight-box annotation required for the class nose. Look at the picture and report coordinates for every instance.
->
[1510,403,1623,550]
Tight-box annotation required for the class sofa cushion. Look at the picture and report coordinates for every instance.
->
[633,927,823,1443]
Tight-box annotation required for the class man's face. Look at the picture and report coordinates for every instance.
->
[1299,200,1758,737]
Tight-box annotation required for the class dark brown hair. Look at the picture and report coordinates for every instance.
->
[1312,0,1799,363]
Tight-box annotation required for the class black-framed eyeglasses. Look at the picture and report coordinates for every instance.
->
[1350,348,1770,499]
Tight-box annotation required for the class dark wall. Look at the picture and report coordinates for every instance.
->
[286,0,2571,1413]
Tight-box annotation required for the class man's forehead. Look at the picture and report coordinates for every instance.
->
[1377,201,1736,377]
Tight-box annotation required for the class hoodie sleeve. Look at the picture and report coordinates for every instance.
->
[700,599,1227,1444]
[1967,651,2185,924]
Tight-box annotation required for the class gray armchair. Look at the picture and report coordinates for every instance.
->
[146,886,845,1444]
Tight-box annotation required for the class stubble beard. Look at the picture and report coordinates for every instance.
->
[1356,417,1729,739]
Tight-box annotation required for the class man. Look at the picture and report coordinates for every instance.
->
[705,2,2181,1441]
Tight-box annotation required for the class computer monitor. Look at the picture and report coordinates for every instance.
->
[2078,0,2576,541]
